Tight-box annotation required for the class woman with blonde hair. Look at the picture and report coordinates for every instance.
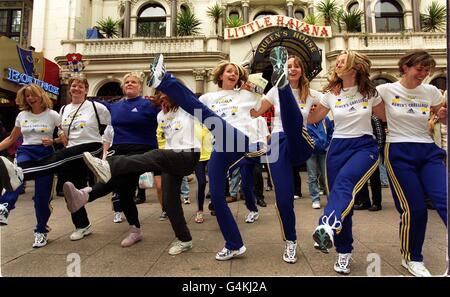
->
[0,76,111,242]
[0,84,61,248]
[308,50,385,274]
[63,71,160,248]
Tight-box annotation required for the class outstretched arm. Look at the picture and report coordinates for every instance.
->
[0,127,21,152]
[250,99,273,118]
[307,103,330,124]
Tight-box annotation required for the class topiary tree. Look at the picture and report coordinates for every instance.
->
[207,3,224,35]
[177,9,202,36]
[96,17,121,38]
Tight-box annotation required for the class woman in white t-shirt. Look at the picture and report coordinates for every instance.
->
[64,90,201,256]
[307,50,385,275]
[250,53,319,263]
[0,84,61,248]
[0,77,111,242]
[146,54,269,261]
[377,50,447,277]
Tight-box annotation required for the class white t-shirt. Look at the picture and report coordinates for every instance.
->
[320,86,382,138]
[157,108,201,150]
[15,109,61,145]
[102,125,114,145]
[377,82,443,143]
[199,89,263,143]
[264,86,322,133]
[60,100,111,147]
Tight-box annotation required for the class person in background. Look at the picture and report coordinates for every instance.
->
[306,104,334,209]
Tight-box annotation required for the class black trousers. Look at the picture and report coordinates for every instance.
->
[17,142,103,229]
[355,167,382,206]
[107,149,200,241]
[87,144,152,228]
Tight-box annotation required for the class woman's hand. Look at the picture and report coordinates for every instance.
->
[437,106,447,124]
[250,108,259,118]
[41,137,53,147]
[240,82,253,92]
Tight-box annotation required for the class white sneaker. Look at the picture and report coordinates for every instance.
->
[312,201,321,209]
[182,197,191,204]
[113,212,123,223]
[0,156,24,192]
[293,195,301,200]
[70,224,93,241]
[402,259,432,277]
[334,253,352,275]
[0,203,9,225]
[283,240,298,263]
[215,246,246,261]
[63,182,91,213]
[314,242,329,253]
[269,46,289,88]
[245,211,259,223]
[168,240,193,255]
[32,232,48,248]
[147,53,166,88]
[159,211,168,221]
[83,152,111,183]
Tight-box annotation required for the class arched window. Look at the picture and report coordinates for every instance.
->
[229,11,239,19]
[180,4,189,13]
[372,77,393,86]
[254,11,275,20]
[374,0,403,32]
[430,76,447,92]
[97,82,123,101]
[294,9,305,20]
[137,4,166,37]
[348,2,359,12]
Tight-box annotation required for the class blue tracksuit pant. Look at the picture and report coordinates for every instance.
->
[0,145,54,233]
[267,86,314,241]
[156,72,252,250]
[385,142,447,262]
[321,135,380,254]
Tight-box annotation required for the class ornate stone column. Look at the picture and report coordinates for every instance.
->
[193,69,206,95]
[286,0,294,18]
[242,0,250,24]
[308,0,315,15]
[123,0,131,38]
[411,0,421,32]
[170,0,177,36]
[364,0,372,33]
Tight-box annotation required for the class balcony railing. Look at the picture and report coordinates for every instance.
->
[61,36,223,56]
[329,32,447,52]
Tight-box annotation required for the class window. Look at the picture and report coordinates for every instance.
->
[294,9,305,20]
[97,82,124,101]
[374,0,403,32]
[372,77,393,86]
[137,4,166,37]
[348,2,359,12]
[254,11,275,20]
[229,11,239,19]
[0,9,22,42]
[430,77,447,92]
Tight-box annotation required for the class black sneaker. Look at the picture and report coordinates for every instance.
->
[257,199,267,207]
[134,196,146,205]
[208,202,216,216]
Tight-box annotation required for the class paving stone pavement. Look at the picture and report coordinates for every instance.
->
[0,173,447,277]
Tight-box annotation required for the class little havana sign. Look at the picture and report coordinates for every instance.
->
[224,15,332,40]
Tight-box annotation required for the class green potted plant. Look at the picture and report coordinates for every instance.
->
[177,9,202,36]
[420,1,446,32]
[340,9,363,33]
[96,17,121,38]
[316,0,338,26]
[226,16,244,28]
[207,3,224,35]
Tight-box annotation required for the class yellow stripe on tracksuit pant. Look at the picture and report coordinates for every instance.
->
[320,135,380,254]
[384,142,447,262]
